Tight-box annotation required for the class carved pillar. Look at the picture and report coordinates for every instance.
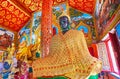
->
[41,0,53,57]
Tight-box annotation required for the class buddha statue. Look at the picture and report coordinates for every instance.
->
[32,14,102,79]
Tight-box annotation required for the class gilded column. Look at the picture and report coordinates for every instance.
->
[41,0,53,57]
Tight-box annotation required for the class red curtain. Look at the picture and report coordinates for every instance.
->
[88,44,98,58]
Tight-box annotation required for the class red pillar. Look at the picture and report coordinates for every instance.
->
[41,0,53,57]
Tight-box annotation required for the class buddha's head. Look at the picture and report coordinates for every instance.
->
[59,16,71,32]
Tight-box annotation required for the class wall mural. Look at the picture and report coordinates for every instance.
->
[32,12,42,59]
[0,28,14,50]
[32,12,41,44]
[18,21,31,45]
[17,12,41,60]
[31,11,41,58]
[53,4,67,19]
[77,25,89,36]
[95,0,120,35]
[69,7,94,26]
[69,7,96,43]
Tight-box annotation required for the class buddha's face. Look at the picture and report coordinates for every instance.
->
[59,16,69,29]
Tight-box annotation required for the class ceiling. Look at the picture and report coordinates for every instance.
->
[0,0,96,32]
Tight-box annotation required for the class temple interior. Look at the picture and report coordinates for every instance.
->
[0,0,120,79]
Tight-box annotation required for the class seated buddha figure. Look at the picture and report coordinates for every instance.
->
[32,14,102,79]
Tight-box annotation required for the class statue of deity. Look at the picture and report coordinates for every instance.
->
[32,14,102,79]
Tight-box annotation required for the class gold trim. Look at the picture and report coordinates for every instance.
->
[53,1,66,6]
[93,14,99,41]
[13,0,33,13]
[30,17,33,44]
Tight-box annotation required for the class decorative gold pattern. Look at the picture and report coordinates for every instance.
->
[68,0,96,14]
[0,0,30,31]
[18,0,67,12]
[18,0,42,12]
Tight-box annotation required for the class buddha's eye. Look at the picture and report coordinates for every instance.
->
[63,21,65,23]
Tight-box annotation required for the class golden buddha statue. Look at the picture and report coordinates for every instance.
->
[6,43,15,60]
[32,15,102,79]
[16,40,32,61]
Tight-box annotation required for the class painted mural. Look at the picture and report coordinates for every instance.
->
[69,7,96,43]
[17,12,41,61]
[31,11,41,58]
[95,0,120,35]
[77,26,88,35]
[18,21,31,46]
[0,28,14,50]
[32,12,41,44]
[53,4,67,19]
[69,7,94,27]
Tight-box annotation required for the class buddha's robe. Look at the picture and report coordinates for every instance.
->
[32,30,102,79]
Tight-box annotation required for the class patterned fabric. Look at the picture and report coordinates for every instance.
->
[97,42,111,71]
[32,30,102,79]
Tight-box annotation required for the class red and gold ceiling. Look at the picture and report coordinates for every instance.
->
[68,0,96,14]
[16,0,95,14]
[16,0,42,12]
[0,0,96,32]
[16,0,67,12]
[0,0,30,32]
